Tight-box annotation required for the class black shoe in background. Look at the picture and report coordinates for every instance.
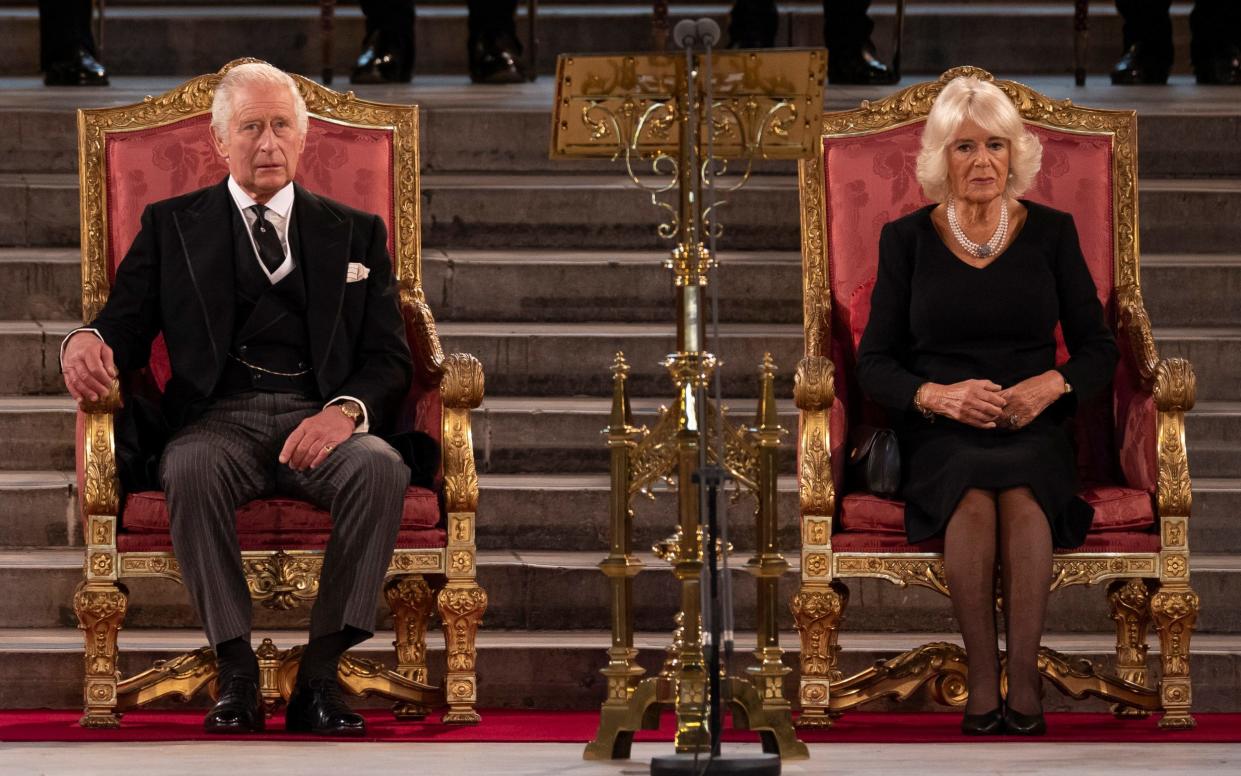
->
[469,34,526,84]
[351,31,414,84]
[828,44,898,85]
[204,674,264,734]
[1195,45,1241,85]
[1111,44,1171,85]
[285,677,366,737]
[43,46,108,86]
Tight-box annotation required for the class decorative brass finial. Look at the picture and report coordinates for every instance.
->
[611,351,631,379]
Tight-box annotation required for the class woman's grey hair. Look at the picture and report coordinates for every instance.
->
[915,76,1042,203]
[210,62,309,141]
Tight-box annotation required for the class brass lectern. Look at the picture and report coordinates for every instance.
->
[550,49,825,761]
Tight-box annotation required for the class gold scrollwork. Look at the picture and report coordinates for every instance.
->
[798,417,834,517]
[243,551,322,610]
[388,552,443,573]
[438,584,488,674]
[120,555,183,581]
[82,412,119,517]
[1156,416,1192,518]
[804,519,830,546]
[836,556,950,596]
[793,357,834,411]
[1154,358,1197,413]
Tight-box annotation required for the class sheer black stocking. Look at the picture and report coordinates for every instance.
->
[944,488,1000,715]
[998,486,1053,715]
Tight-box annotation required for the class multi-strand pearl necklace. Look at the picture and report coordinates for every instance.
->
[946,196,1008,259]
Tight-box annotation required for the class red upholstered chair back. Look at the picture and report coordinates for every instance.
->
[816,82,1131,495]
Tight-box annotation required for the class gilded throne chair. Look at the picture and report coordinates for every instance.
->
[73,59,487,727]
[791,67,1199,729]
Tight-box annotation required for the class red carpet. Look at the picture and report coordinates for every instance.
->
[1,710,1238,744]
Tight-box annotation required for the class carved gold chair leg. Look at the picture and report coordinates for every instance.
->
[1108,577,1155,718]
[790,578,848,728]
[437,581,489,724]
[386,574,437,719]
[74,580,129,728]
[1151,583,1200,729]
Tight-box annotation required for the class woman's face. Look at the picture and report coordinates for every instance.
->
[946,117,1011,206]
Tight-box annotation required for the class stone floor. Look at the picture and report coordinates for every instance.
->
[3,741,1240,776]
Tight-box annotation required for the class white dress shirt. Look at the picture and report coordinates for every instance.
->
[63,176,372,434]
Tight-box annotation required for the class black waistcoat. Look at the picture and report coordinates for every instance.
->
[214,204,320,398]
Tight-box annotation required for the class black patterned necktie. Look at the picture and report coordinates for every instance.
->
[248,204,285,275]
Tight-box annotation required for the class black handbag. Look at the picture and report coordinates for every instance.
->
[847,425,901,498]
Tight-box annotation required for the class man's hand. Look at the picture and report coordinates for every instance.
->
[279,407,355,470]
[997,371,1066,430]
[921,379,1007,429]
[61,332,118,403]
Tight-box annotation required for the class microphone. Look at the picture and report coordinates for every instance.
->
[674,17,722,49]
[695,18,721,48]
[673,19,699,49]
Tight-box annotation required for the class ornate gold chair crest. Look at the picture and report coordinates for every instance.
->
[73,59,487,727]
[792,67,1199,728]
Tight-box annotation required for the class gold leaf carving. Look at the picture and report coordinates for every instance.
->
[1156,415,1192,518]
[793,357,834,411]
[243,551,322,610]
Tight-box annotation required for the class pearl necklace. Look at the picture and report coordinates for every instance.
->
[947,196,1008,259]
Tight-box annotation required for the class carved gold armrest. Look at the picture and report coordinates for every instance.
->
[403,293,448,388]
[795,356,836,518]
[80,382,122,523]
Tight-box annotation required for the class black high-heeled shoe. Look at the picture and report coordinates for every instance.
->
[1003,706,1047,736]
[960,707,1005,735]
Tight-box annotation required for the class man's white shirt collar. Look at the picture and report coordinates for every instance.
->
[227,176,295,220]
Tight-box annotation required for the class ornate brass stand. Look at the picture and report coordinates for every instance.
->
[551,49,825,761]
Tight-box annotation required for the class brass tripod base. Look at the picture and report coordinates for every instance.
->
[113,640,444,716]
[583,675,808,761]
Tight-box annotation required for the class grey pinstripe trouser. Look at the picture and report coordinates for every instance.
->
[159,391,409,646]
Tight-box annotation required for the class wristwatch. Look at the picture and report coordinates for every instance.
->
[335,400,364,427]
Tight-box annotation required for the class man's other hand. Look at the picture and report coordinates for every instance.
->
[279,408,355,470]
[62,332,118,403]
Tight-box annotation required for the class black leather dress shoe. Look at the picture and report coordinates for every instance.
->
[469,37,526,84]
[1003,706,1047,736]
[1110,44,1170,85]
[351,33,413,84]
[828,46,898,85]
[285,678,366,737]
[960,707,1005,735]
[1196,46,1241,85]
[204,675,264,734]
[44,47,109,87]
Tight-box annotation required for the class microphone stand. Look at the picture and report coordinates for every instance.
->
[649,19,781,776]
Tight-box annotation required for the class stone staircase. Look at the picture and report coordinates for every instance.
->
[0,16,1238,718]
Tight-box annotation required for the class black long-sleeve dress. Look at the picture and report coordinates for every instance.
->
[856,200,1118,549]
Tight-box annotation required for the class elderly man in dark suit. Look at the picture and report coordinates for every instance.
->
[59,62,413,737]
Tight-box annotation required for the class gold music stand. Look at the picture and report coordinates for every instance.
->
[551,49,825,761]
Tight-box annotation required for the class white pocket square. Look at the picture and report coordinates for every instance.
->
[346,262,370,283]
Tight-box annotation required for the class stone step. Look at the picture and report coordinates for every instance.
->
[2,96,1238,178]
[4,172,1239,253]
[0,3,1214,78]
[8,249,1239,330]
[4,319,1240,401]
[1,549,1238,636]
[3,627,1239,712]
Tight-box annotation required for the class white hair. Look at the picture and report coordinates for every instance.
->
[915,76,1042,203]
[210,62,308,141]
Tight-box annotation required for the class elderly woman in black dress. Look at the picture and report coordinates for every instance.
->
[857,77,1118,736]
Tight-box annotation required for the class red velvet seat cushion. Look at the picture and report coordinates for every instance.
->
[123,486,440,534]
[117,528,446,553]
[839,484,1155,535]
[831,529,1160,555]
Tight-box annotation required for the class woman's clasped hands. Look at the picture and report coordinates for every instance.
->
[918,370,1066,430]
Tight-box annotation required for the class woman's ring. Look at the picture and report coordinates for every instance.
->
[1008,414,1020,427]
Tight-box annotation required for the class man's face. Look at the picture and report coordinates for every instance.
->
[213,82,305,202]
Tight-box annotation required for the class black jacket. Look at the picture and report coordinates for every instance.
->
[91,178,414,439]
